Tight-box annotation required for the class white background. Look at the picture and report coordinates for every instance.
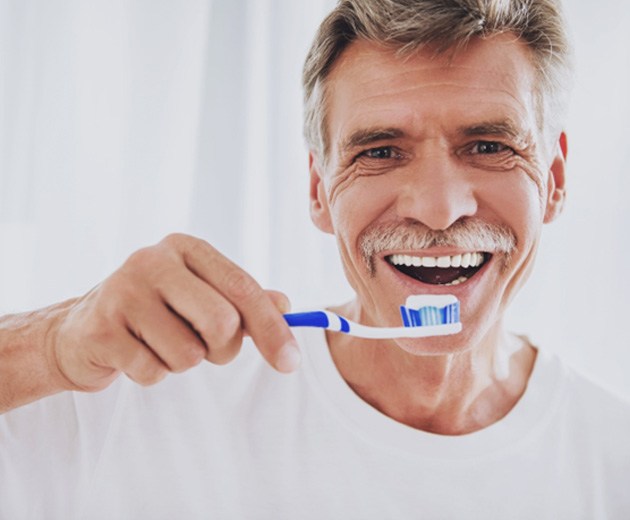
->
[1,0,629,397]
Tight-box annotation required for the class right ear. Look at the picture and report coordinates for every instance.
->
[309,152,334,234]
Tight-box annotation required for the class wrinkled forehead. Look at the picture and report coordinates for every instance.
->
[321,35,540,160]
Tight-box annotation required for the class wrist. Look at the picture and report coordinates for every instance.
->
[0,299,78,413]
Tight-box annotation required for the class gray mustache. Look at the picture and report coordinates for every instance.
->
[359,218,516,274]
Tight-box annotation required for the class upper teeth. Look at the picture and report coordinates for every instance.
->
[388,252,485,269]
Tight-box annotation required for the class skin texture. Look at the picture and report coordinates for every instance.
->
[309,35,567,434]
[0,234,301,413]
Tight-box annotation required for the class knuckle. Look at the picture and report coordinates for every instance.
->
[206,338,242,366]
[160,232,189,250]
[131,359,167,386]
[161,233,210,261]
[120,243,182,289]
[123,246,167,278]
[171,344,205,373]
[222,269,259,302]
[163,233,217,273]
[184,234,215,257]
[137,371,167,387]
[209,307,241,341]
[189,316,214,340]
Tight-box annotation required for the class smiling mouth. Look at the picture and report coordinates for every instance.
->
[386,252,490,286]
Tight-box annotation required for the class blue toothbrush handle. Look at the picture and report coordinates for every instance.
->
[284,311,351,333]
[283,311,330,328]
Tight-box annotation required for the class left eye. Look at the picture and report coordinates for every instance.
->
[472,141,511,154]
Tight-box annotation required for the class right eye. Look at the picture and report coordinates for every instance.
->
[357,146,400,160]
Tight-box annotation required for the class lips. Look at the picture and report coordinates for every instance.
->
[386,252,490,286]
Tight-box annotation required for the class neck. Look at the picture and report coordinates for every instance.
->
[326,301,536,435]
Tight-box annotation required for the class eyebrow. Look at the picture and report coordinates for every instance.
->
[459,120,525,141]
[339,127,406,155]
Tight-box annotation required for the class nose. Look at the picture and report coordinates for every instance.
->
[395,152,478,230]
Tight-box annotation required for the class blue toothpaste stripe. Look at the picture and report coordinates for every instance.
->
[400,306,411,327]
[442,303,458,324]
[400,302,461,327]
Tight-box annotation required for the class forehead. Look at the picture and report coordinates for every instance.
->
[324,34,538,156]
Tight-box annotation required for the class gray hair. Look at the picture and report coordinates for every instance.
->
[302,0,573,161]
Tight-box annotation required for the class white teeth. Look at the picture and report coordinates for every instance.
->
[436,256,451,268]
[444,276,469,286]
[470,252,483,267]
[422,257,437,267]
[388,252,486,270]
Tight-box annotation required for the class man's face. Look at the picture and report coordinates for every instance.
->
[309,34,566,354]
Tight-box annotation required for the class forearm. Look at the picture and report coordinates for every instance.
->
[0,300,76,413]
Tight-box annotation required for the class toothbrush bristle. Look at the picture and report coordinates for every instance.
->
[400,305,411,327]
[399,301,460,327]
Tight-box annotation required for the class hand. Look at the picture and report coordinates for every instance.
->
[47,233,301,393]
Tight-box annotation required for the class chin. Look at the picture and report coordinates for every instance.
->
[393,329,480,357]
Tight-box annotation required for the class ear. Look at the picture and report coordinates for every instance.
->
[309,152,334,234]
[543,131,568,224]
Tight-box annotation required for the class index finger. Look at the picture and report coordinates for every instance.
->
[181,238,301,373]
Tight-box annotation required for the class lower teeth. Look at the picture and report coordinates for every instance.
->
[444,276,469,287]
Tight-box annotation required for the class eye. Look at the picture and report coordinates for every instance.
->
[471,141,513,155]
[357,146,399,160]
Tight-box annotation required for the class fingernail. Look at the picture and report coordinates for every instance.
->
[276,342,301,373]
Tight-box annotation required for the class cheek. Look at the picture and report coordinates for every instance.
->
[478,167,546,237]
[327,176,397,240]
[325,177,399,289]
[478,172,545,305]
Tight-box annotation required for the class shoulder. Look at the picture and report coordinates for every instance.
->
[529,348,630,455]
[544,352,630,467]
[561,358,630,424]
[534,348,630,417]
[557,358,630,508]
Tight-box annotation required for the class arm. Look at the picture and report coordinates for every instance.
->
[0,300,77,413]
[0,233,300,414]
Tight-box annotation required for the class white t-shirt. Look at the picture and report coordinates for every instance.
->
[1,328,629,520]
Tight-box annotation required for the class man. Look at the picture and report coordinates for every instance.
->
[1,0,629,518]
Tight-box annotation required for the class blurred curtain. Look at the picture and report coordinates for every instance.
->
[1,0,629,396]
[0,0,215,309]
[0,0,344,315]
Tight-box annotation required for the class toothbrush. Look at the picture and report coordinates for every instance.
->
[283,295,461,339]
